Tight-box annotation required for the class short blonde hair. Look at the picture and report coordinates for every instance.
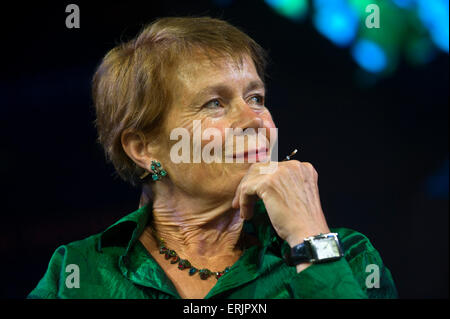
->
[92,16,269,187]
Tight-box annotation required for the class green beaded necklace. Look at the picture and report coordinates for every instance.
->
[152,229,241,280]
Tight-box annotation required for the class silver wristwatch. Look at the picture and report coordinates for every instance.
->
[285,233,344,266]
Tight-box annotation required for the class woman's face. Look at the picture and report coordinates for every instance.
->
[153,51,277,201]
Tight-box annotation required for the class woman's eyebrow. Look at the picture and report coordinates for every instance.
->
[244,80,266,94]
[192,80,266,103]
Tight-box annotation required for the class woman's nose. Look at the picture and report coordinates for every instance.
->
[231,101,264,130]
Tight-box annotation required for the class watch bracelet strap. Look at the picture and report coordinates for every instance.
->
[283,233,344,267]
[283,241,313,266]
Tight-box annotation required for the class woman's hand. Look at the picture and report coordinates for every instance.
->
[231,160,331,248]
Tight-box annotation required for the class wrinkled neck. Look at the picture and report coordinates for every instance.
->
[140,182,246,269]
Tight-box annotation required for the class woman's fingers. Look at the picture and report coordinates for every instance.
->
[232,176,256,220]
[231,181,243,209]
[232,162,273,219]
[238,184,257,220]
[231,169,252,209]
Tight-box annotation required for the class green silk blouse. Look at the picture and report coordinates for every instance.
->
[28,200,398,299]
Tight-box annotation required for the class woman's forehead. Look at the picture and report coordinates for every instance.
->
[173,52,260,93]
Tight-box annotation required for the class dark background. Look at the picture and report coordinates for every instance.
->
[1,1,448,299]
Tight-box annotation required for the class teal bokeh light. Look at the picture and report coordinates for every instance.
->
[313,0,359,47]
[264,0,309,21]
[417,0,449,53]
[352,39,387,73]
[260,0,449,75]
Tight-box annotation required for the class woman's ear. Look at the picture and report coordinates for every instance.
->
[121,129,155,171]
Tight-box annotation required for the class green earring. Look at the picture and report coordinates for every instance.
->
[150,160,167,181]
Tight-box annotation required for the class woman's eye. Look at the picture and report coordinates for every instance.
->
[204,99,222,109]
[249,95,264,106]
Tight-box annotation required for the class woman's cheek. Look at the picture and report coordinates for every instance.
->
[259,116,276,155]
[201,118,229,140]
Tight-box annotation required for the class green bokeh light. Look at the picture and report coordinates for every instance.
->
[264,0,309,21]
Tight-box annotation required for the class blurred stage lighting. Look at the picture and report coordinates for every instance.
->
[352,39,387,73]
[264,0,309,21]
[417,0,449,53]
[313,0,359,47]
[426,159,449,200]
[259,0,449,77]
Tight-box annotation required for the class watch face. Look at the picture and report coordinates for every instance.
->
[312,237,341,260]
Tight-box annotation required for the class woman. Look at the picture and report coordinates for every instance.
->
[28,17,397,299]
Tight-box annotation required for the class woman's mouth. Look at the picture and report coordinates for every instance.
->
[232,147,269,162]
